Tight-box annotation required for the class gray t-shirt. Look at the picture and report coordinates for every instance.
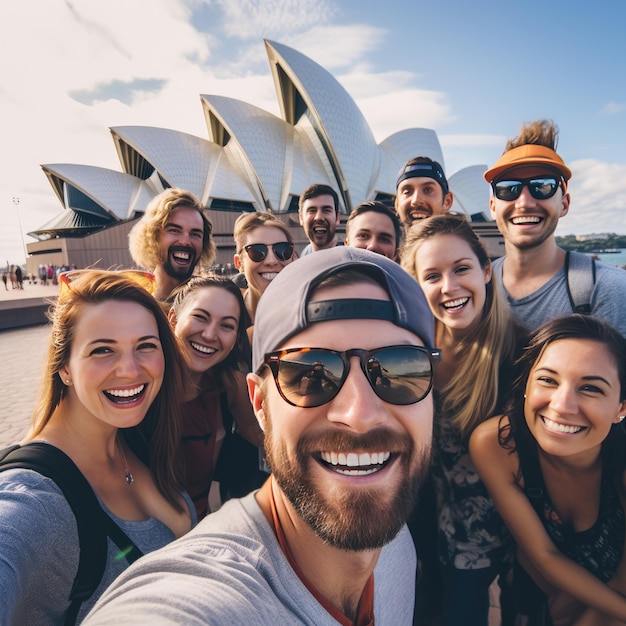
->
[0,468,195,625]
[492,255,626,336]
[84,491,416,625]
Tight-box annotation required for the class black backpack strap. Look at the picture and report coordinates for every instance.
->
[565,250,596,314]
[0,442,142,625]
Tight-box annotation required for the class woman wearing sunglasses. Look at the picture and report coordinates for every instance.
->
[0,271,195,624]
[233,212,296,324]
[401,214,525,626]
[470,315,626,626]
[168,274,265,519]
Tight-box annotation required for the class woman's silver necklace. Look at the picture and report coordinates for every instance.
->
[117,438,135,486]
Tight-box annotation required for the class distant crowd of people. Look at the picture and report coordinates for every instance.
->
[2,119,626,626]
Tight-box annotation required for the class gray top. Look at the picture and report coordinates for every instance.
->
[492,256,626,336]
[84,491,417,625]
[0,468,195,625]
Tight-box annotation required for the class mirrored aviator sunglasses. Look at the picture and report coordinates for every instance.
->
[492,176,561,202]
[58,269,156,297]
[244,242,294,262]
[264,345,441,408]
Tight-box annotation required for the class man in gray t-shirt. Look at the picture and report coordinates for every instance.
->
[85,247,438,625]
[485,119,626,335]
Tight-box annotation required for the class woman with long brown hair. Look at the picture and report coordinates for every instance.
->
[0,270,195,624]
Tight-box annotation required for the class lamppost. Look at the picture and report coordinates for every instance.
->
[12,196,28,263]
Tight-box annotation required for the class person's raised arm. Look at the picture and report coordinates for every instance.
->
[469,416,626,622]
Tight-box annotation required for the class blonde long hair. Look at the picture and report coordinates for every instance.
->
[401,214,519,439]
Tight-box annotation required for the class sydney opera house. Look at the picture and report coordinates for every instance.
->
[26,39,501,273]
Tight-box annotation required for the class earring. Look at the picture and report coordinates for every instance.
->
[65,378,71,384]
[619,416,625,422]
[523,394,527,399]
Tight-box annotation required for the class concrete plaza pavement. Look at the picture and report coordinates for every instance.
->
[0,281,59,446]
[0,322,51,447]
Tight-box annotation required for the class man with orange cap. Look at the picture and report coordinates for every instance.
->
[485,119,626,336]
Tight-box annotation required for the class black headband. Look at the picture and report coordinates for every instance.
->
[307,299,395,324]
[396,162,449,195]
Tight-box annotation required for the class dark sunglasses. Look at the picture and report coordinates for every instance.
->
[492,177,562,202]
[243,242,294,262]
[264,345,441,408]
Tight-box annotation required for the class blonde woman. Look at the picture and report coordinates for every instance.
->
[401,213,524,625]
[232,212,295,324]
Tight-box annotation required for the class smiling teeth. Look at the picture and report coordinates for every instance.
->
[543,417,583,434]
[320,451,391,476]
[443,297,468,310]
[191,342,216,354]
[512,216,541,224]
[106,384,145,398]
[261,272,279,281]
[173,251,190,260]
[320,451,391,467]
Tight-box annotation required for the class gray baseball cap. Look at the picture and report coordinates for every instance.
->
[252,246,435,372]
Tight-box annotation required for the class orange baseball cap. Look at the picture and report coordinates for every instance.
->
[484,144,572,183]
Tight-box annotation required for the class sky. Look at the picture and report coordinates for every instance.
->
[2,0,626,266]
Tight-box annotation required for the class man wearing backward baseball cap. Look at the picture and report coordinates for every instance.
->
[84,246,439,625]
[485,119,626,336]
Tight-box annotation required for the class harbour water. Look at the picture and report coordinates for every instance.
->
[585,248,626,267]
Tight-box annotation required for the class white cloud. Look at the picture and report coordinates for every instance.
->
[279,24,386,69]
[0,0,216,265]
[556,159,626,236]
[357,89,455,142]
[600,101,625,116]
[208,0,336,40]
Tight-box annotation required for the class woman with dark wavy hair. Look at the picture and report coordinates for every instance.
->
[470,314,626,625]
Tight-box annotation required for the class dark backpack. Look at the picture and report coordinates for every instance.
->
[0,442,142,625]
[565,250,596,314]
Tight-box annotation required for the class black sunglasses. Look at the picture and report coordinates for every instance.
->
[264,345,441,408]
[492,177,562,202]
[243,242,294,262]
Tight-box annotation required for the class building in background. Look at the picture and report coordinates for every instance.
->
[26,39,501,274]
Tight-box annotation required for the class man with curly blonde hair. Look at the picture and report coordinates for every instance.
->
[129,189,215,300]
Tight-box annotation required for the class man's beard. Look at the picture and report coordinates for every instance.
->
[162,248,197,281]
[307,222,335,248]
[264,412,431,551]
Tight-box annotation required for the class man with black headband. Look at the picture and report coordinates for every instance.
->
[395,156,454,227]
[486,119,626,336]
[84,247,438,625]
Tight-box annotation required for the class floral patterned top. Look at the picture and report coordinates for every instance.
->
[432,402,511,570]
